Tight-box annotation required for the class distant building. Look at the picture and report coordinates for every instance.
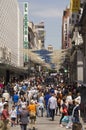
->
[29,21,41,49]
[69,0,80,35]
[47,45,53,52]
[28,22,36,49]
[34,22,45,49]
[62,8,71,49]
[70,0,80,24]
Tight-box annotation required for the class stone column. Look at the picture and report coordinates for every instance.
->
[83,33,86,83]
[77,50,83,85]
[83,56,86,83]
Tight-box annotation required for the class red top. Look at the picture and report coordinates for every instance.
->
[2,109,9,120]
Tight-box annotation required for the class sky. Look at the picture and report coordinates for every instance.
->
[18,0,70,50]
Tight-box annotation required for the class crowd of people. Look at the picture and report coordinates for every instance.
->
[0,75,83,130]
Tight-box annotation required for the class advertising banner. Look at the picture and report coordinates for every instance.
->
[70,0,80,13]
[23,2,28,62]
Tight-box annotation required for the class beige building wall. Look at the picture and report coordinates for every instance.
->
[62,8,71,49]
[34,22,45,49]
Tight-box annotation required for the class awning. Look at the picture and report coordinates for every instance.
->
[23,49,45,64]
[0,63,28,74]
[24,49,51,69]
[51,49,71,70]
[23,48,71,70]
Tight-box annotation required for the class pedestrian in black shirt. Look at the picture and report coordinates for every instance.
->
[66,101,75,129]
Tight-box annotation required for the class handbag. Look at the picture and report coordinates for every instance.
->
[30,111,36,117]
[62,116,69,123]
[60,107,63,113]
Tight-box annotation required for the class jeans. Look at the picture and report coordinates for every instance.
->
[66,115,72,128]
[72,117,80,123]
[46,105,50,117]
[50,109,55,121]
[60,113,65,124]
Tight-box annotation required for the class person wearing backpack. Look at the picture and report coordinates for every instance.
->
[66,101,75,129]
[59,98,68,127]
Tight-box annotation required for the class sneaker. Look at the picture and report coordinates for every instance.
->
[60,124,63,127]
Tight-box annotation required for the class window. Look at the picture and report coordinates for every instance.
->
[72,14,75,18]
[72,20,74,24]
[77,15,79,19]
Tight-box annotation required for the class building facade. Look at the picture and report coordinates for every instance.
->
[0,0,23,67]
[47,45,53,52]
[34,22,45,49]
[69,0,84,83]
[62,8,71,49]
[79,1,86,83]
[0,0,24,83]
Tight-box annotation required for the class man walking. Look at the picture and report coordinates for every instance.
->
[48,92,57,121]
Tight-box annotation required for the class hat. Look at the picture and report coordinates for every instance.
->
[30,100,34,104]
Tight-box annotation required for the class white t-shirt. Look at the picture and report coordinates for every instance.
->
[48,96,57,109]
[66,95,72,103]
[0,102,7,113]
[2,92,10,101]
[75,96,81,104]
[10,109,17,118]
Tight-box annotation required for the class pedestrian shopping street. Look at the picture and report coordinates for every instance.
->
[0,77,85,130]
[10,112,71,130]
[1,0,86,130]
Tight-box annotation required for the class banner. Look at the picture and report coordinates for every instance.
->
[23,2,28,62]
[70,0,80,13]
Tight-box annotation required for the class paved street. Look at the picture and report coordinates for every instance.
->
[10,111,86,130]
[9,115,86,130]
[10,115,67,130]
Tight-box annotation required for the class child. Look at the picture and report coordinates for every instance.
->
[10,105,17,127]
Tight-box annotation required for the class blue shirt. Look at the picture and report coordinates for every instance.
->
[13,94,19,103]
[44,94,51,106]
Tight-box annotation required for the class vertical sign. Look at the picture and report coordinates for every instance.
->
[23,2,28,62]
[70,0,80,13]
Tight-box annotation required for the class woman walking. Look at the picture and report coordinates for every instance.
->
[27,100,36,130]
[59,98,68,127]
[19,105,29,130]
